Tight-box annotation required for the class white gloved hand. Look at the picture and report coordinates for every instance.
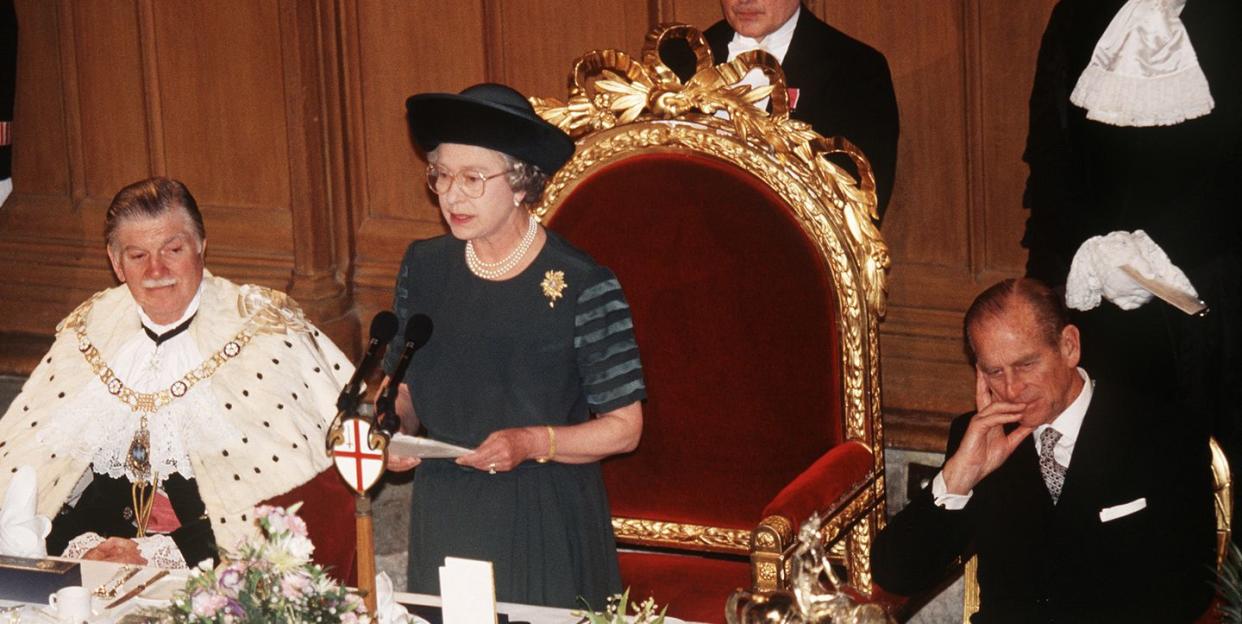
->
[1067,231,1151,310]
[1129,229,1198,299]
[1065,230,1198,311]
[0,465,52,558]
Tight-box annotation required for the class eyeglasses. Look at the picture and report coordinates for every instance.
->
[425,165,512,199]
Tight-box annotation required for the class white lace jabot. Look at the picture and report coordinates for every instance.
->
[1071,0,1214,127]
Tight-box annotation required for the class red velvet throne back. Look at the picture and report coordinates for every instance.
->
[534,25,891,621]
[551,153,844,530]
[548,154,864,620]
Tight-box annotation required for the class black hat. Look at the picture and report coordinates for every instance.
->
[406,83,575,174]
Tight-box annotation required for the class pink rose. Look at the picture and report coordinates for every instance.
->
[287,514,309,538]
[191,590,229,617]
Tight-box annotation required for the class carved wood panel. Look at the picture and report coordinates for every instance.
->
[875,0,1058,448]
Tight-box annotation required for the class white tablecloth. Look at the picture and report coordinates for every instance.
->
[2,560,688,623]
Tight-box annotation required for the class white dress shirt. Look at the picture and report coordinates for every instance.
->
[726,6,799,64]
[932,368,1094,509]
[724,7,800,112]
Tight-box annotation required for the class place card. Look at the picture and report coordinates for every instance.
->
[439,557,497,624]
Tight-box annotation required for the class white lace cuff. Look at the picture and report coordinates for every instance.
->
[59,531,187,569]
[136,533,187,569]
[61,532,105,560]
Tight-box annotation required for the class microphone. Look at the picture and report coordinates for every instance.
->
[375,313,434,434]
[335,310,399,413]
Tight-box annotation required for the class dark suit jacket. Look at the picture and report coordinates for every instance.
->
[871,383,1215,623]
[668,9,899,219]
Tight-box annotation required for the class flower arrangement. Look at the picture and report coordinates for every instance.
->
[150,503,370,623]
[574,588,667,624]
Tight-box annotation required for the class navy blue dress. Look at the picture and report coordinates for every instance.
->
[385,230,646,608]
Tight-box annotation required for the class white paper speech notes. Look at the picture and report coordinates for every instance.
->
[439,556,497,624]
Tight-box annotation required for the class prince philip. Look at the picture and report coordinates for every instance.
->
[872,278,1215,622]
[0,177,354,568]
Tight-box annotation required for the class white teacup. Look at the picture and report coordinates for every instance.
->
[47,586,93,623]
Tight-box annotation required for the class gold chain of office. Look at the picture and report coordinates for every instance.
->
[64,296,255,414]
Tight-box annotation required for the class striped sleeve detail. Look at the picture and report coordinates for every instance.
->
[579,278,622,303]
[574,273,646,413]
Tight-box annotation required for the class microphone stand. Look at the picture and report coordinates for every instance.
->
[360,407,396,615]
[356,495,377,613]
[329,312,432,616]
[329,401,387,615]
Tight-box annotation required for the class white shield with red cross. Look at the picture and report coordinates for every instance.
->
[331,416,387,495]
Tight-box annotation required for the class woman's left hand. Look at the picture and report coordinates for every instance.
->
[457,427,538,473]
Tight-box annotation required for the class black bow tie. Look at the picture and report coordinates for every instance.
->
[143,314,196,346]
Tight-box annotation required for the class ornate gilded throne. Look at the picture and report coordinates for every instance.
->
[531,25,890,621]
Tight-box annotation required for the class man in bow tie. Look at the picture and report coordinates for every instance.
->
[871,278,1215,622]
[0,177,355,571]
[671,0,900,219]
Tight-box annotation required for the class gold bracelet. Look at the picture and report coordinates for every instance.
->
[536,425,556,463]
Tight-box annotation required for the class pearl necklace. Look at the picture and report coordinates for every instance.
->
[465,214,539,279]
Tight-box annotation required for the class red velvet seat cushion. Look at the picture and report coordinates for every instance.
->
[264,468,357,584]
[550,152,844,531]
[763,441,875,529]
[618,551,751,623]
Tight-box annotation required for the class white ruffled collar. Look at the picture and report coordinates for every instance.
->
[1071,0,1214,127]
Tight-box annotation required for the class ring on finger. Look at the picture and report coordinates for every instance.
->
[488,462,497,475]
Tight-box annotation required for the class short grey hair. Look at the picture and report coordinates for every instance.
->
[104,177,205,251]
[963,278,1070,364]
[499,153,550,206]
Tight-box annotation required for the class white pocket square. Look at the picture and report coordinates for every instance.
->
[1099,497,1147,523]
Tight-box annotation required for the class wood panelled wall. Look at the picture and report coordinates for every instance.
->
[0,0,1058,451]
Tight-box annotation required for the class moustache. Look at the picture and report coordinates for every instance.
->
[141,277,178,289]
